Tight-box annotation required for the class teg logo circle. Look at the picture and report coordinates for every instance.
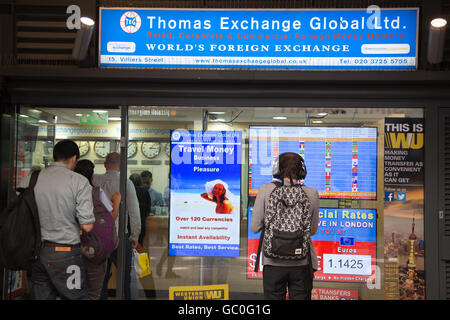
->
[120,11,141,33]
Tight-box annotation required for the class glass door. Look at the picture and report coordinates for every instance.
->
[6,106,55,299]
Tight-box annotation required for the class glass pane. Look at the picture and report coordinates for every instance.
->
[125,106,424,300]
[9,106,55,299]
[20,106,424,301]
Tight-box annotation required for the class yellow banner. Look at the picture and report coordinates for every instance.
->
[169,284,229,300]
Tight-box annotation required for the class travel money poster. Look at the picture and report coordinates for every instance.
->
[383,117,425,300]
[169,130,241,257]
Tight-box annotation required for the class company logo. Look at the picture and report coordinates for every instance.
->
[172,131,181,141]
[120,11,141,33]
[385,192,394,201]
[397,192,406,201]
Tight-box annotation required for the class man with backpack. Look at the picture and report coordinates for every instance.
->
[74,159,121,300]
[251,152,319,300]
[92,152,141,300]
[16,140,95,300]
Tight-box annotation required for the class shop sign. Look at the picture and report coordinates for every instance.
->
[99,8,418,70]
[169,284,229,300]
[383,117,425,300]
[47,123,172,139]
[79,111,108,125]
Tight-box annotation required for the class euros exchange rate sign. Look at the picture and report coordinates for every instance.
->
[248,207,377,283]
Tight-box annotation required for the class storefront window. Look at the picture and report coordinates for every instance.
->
[16,106,424,300]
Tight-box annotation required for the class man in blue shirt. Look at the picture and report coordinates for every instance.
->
[141,170,163,214]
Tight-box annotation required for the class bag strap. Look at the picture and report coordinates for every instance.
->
[92,186,100,202]
[254,227,264,273]
[29,170,40,189]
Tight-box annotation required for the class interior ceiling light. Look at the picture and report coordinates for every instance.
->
[273,116,287,120]
[209,111,226,115]
[428,18,447,64]
[72,16,95,61]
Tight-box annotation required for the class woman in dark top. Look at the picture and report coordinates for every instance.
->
[129,173,151,247]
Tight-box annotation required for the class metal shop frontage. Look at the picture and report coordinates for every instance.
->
[1,2,450,301]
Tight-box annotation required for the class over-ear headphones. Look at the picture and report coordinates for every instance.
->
[272,152,307,181]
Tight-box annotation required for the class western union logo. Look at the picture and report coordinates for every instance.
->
[169,284,229,300]
[384,132,423,149]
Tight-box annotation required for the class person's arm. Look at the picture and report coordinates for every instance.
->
[310,189,320,236]
[153,190,164,206]
[110,192,121,221]
[250,184,268,234]
[80,223,94,233]
[200,192,216,203]
[144,191,151,216]
[127,180,141,245]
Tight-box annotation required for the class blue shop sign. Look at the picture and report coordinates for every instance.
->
[99,8,419,70]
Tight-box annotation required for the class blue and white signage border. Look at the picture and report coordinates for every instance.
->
[99,7,419,70]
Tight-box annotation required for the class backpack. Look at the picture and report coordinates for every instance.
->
[0,170,41,270]
[80,187,117,264]
[254,182,312,273]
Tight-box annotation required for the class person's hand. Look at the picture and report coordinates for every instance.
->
[129,238,140,251]
[135,242,143,253]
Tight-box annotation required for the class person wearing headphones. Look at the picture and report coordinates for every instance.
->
[250,152,319,300]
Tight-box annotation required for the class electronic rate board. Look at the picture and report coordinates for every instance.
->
[247,126,378,283]
[248,126,378,199]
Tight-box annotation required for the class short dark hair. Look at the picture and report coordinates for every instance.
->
[140,170,152,179]
[53,140,80,161]
[276,152,306,182]
[129,173,143,188]
[74,159,95,186]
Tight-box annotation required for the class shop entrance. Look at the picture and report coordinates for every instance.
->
[3,105,426,300]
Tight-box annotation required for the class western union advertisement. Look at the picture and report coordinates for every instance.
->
[169,284,229,300]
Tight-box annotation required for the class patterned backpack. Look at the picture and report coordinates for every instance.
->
[263,181,312,260]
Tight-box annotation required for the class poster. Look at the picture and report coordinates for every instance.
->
[383,117,425,300]
[169,130,241,257]
[311,287,358,300]
[99,8,418,70]
[247,206,263,279]
[247,207,377,283]
[169,284,229,300]
[312,208,377,283]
